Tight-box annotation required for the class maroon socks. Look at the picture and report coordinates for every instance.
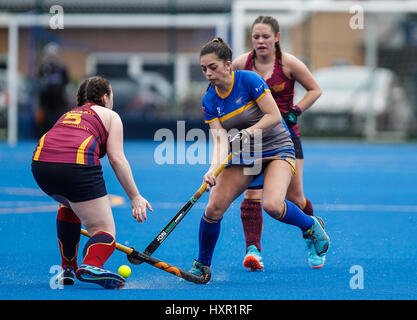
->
[302,197,314,216]
[240,199,263,252]
[240,197,315,251]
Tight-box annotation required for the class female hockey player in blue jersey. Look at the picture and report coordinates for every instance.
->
[188,37,330,280]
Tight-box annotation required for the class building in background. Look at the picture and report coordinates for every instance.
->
[0,0,415,140]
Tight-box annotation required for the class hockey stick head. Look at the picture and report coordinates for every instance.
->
[127,247,145,265]
[126,248,211,284]
[199,265,211,284]
[179,264,211,284]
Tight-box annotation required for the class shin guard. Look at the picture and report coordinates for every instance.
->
[82,232,115,268]
[57,206,81,270]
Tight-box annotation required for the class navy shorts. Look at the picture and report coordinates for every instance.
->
[292,136,304,159]
[31,161,108,205]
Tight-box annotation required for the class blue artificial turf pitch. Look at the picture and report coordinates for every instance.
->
[0,140,416,300]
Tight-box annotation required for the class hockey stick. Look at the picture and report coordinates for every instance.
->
[141,152,233,258]
[80,229,210,284]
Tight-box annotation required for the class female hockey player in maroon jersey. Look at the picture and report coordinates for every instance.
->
[32,76,152,289]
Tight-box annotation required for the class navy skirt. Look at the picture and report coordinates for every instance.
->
[31,161,108,205]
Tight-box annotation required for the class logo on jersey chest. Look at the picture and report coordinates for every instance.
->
[271,82,286,92]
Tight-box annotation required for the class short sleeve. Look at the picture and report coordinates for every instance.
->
[202,92,218,124]
[243,71,271,103]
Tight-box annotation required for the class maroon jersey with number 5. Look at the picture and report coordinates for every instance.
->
[32,103,109,166]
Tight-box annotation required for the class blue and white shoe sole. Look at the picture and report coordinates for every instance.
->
[76,268,125,289]
[309,255,326,269]
[56,275,75,286]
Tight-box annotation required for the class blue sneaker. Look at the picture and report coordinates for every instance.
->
[55,266,76,286]
[302,216,330,257]
[189,260,207,277]
[76,264,126,289]
[243,245,264,271]
[180,260,211,283]
[305,216,326,268]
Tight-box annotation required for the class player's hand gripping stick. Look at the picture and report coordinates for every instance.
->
[229,128,251,155]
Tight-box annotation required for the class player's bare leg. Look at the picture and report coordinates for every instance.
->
[69,196,125,289]
[286,159,314,216]
[190,166,253,278]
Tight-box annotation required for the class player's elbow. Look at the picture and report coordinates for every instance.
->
[108,154,126,169]
[311,85,322,101]
[272,109,282,126]
[316,87,322,99]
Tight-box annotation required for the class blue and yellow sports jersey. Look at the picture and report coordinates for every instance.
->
[202,70,269,125]
[202,70,293,154]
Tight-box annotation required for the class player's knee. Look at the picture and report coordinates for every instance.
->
[85,224,115,239]
[205,202,226,221]
[262,199,285,219]
[286,192,305,209]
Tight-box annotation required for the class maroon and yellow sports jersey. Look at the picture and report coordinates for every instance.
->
[244,52,300,137]
[32,103,109,166]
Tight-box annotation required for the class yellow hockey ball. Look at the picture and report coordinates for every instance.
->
[118,265,131,278]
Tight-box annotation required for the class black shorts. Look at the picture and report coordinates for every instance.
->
[292,136,304,159]
[31,161,108,205]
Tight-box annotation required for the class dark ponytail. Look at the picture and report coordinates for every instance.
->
[200,37,233,92]
[76,76,111,107]
[200,36,233,63]
[77,79,88,106]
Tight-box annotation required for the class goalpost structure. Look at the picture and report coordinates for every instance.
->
[3,1,417,145]
[1,12,230,146]
[231,0,417,140]
[232,0,417,57]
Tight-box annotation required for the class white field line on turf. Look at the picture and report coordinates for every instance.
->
[151,202,417,213]
[144,202,417,212]
[0,187,45,196]
[0,205,58,214]
[0,196,125,214]
[0,201,58,206]
[2,201,417,214]
[314,204,417,212]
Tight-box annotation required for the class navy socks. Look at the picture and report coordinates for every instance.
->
[197,199,313,267]
[198,214,222,266]
[276,200,314,232]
